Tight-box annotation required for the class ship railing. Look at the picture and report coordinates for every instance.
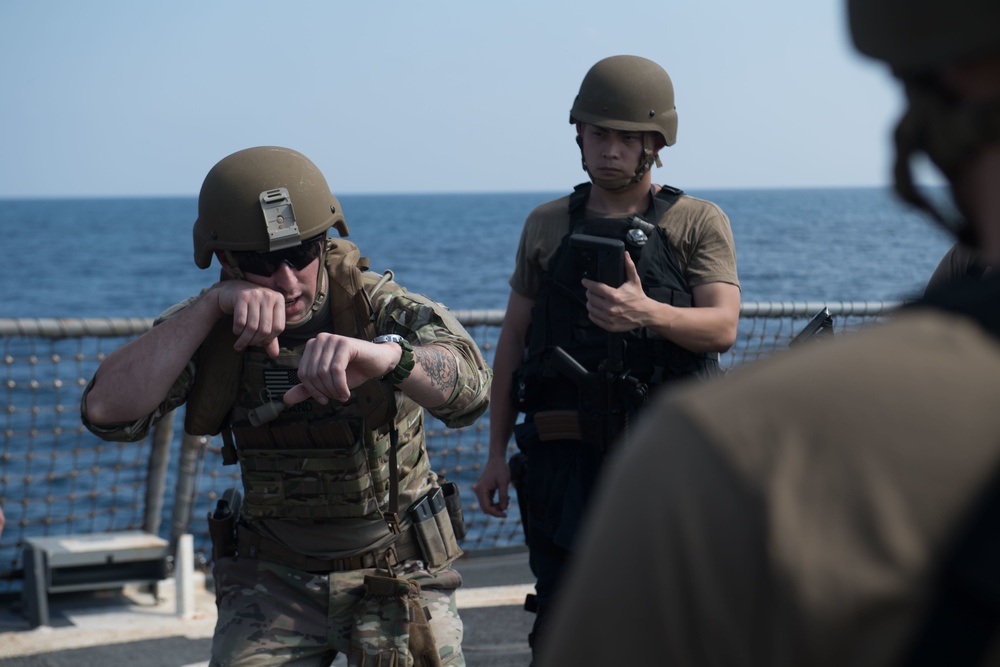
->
[0,301,900,593]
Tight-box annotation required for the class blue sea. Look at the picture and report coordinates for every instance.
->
[0,187,961,580]
[0,187,957,319]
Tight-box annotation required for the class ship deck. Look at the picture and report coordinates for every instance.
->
[0,550,535,667]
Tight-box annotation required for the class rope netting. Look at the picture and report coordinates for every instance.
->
[0,304,896,593]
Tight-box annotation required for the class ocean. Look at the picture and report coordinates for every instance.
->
[0,186,960,577]
[0,187,957,319]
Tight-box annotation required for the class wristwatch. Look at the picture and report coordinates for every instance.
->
[373,334,415,384]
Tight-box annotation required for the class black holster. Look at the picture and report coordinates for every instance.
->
[510,423,536,546]
[207,487,241,563]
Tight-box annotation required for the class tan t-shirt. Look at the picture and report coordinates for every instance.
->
[509,187,740,299]
[539,308,1000,667]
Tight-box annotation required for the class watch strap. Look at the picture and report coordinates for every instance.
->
[373,335,415,385]
[387,338,414,385]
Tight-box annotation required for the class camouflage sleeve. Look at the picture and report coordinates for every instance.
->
[80,296,201,442]
[80,362,194,442]
[367,273,492,428]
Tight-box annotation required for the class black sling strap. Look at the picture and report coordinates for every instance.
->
[567,182,684,229]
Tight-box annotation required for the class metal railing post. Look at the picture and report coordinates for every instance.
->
[170,431,208,549]
[144,409,175,535]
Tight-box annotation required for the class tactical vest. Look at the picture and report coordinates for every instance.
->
[184,239,427,522]
[514,182,721,414]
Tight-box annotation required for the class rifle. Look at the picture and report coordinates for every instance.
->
[571,234,625,371]
[789,307,835,347]
[550,234,648,450]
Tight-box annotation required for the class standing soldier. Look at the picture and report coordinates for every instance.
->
[473,55,740,661]
[538,2,1000,665]
[83,146,492,667]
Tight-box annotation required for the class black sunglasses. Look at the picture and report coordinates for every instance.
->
[232,235,325,277]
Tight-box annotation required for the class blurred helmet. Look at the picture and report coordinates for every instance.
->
[849,0,1000,77]
[848,0,1000,241]
[193,146,349,269]
[570,55,678,147]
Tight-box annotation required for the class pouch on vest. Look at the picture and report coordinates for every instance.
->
[351,575,442,667]
[185,317,243,436]
[410,487,463,571]
[441,481,466,541]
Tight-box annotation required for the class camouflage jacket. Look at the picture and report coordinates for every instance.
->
[83,270,492,442]
[81,269,492,556]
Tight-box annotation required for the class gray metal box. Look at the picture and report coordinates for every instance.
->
[22,530,169,627]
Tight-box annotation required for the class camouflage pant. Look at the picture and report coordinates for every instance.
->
[210,556,464,666]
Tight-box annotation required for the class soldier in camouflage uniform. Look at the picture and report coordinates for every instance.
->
[82,146,492,667]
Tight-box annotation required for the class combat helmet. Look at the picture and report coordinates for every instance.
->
[193,146,349,270]
[849,0,1000,77]
[848,0,1000,236]
[570,55,678,190]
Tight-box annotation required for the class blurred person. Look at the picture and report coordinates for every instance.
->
[473,54,740,661]
[83,146,492,667]
[926,241,989,293]
[539,2,1000,665]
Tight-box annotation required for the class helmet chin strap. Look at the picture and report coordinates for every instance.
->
[579,133,662,192]
[893,107,956,232]
[221,250,245,281]
[285,242,329,331]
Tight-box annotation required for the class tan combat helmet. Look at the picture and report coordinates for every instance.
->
[849,0,1000,77]
[193,146,349,270]
[570,55,678,191]
[849,0,1000,236]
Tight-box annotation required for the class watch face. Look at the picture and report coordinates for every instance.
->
[374,334,404,344]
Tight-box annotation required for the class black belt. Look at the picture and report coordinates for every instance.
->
[236,524,422,573]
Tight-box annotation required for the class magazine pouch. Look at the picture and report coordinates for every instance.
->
[441,481,466,541]
[410,487,463,571]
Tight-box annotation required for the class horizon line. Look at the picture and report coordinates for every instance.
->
[0,182,950,202]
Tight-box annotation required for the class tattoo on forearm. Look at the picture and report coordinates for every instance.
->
[414,346,457,393]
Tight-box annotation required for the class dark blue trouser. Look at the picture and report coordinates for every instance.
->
[514,425,605,663]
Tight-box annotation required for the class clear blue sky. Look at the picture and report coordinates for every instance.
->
[0,0,928,198]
